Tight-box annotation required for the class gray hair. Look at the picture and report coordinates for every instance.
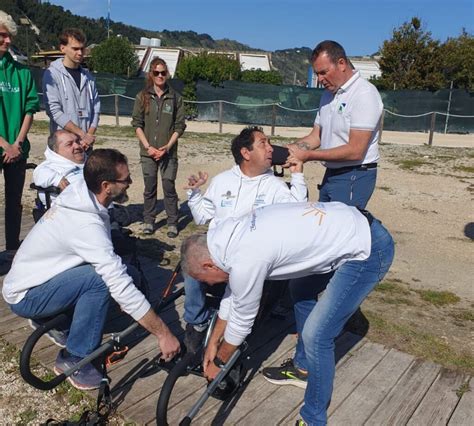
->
[0,11,18,36]
[48,130,72,152]
[180,233,210,276]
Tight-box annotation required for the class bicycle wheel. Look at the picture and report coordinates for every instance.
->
[156,351,200,426]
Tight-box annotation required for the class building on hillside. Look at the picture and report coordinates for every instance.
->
[307,56,381,88]
[135,38,272,77]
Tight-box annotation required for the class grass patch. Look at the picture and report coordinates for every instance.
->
[395,158,433,171]
[456,381,471,398]
[415,289,460,306]
[378,186,393,193]
[18,408,38,424]
[364,310,474,373]
[375,280,411,295]
[454,165,474,174]
[448,309,474,322]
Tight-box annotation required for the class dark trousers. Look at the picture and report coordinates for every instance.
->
[140,155,178,226]
[1,159,26,250]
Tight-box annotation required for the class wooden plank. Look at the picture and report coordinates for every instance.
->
[193,335,297,424]
[328,341,389,415]
[448,377,473,425]
[407,368,466,426]
[366,359,441,425]
[329,348,414,425]
[123,315,297,424]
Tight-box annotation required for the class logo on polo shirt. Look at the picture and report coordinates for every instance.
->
[338,102,347,114]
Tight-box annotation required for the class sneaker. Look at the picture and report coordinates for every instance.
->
[262,358,308,389]
[29,319,68,348]
[184,323,206,353]
[167,225,178,238]
[143,223,154,235]
[54,349,103,391]
[295,419,308,426]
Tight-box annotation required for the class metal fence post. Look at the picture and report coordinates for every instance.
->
[218,101,223,134]
[271,104,276,136]
[114,94,119,126]
[379,109,385,143]
[428,112,436,146]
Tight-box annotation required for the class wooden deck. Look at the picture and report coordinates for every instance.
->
[0,217,472,425]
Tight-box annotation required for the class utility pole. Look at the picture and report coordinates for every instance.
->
[19,17,30,64]
[107,0,111,38]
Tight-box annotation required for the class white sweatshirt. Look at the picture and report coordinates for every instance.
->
[3,180,151,321]
[33,147,84,204]
[187,165,307,228]
[207,201,372,346]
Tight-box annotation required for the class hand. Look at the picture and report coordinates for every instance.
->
[80,133,95,150]
[146,146,163,161]
[185,171,208,190]
[2,142,22,163]
[58,178,70,191]
[156,146,168,159]
[203,340,218,376]
[288,144,310,163]
[204,362,221,381]
[158,330,181,362]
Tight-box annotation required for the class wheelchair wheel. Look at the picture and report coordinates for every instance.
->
[156,351,199,426]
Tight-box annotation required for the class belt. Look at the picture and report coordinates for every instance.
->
[327,163,377,176]
[357,208,374,226]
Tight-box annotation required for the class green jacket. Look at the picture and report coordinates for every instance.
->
[0,52,40,162]
[131,84,186,159]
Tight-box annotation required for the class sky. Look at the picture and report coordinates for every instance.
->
[47,0,473,55]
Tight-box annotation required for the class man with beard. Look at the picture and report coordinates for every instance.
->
[3,149,180,390]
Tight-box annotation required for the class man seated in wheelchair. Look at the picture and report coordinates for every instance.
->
[33,130,85,206]
[183,126,307,352]
[180,202,394,425]
[2,149,180,391]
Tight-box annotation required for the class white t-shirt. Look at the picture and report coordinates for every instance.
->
[207,201,371,345]
[315,71,383,169]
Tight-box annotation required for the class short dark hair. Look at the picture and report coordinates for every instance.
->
[311,40,348,65]
[231,126,264,165]
[84,149,128,194]
[59,28,86,46]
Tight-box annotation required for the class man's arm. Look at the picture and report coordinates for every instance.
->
[1,114,34,163]
[289,128,373,163]
[137,308,180,360]
[295,124,321,151]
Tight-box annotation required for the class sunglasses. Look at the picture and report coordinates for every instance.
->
[110,175,132,185]
[0,32,12,39]
[152,70,167,77]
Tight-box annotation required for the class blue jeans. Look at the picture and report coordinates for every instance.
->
[297,219,394,425]
[183,273,212,326]
[10,264,110,358]
[319,167,377,209]
[292,167,377,367]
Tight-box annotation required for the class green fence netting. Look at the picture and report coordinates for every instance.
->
[30,67,473,133]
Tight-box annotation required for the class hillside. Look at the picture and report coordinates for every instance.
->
[0,0,311,85]
[0,0,257,52]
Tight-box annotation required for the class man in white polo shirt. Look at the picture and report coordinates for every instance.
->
[266,40,384,406]
[288,40,383,209]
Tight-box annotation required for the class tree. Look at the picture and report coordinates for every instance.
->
[375,17,444,90]
[439,30,474,90]
[241,69,282,85]
[89,36,138,76]
[175,52,241,109]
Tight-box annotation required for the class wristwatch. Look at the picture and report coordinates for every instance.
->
[213,356,226,368]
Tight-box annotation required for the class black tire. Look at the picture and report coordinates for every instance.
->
[156,351,198,426]
[20,315,68,390]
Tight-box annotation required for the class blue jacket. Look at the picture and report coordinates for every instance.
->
[42,58,100,136]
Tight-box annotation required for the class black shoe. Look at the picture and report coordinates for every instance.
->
[262,358,308,389]
[184,323,206,353]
